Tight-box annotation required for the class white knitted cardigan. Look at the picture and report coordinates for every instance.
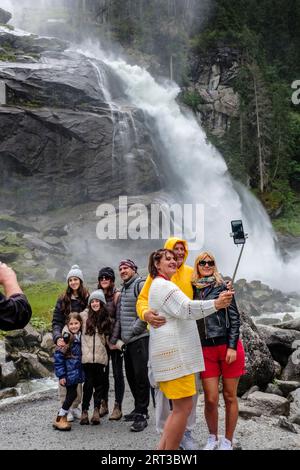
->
[148,277,216,382]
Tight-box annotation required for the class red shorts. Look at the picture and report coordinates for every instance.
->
[200,340,245,379]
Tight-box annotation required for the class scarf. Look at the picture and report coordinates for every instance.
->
[192,276,216,290]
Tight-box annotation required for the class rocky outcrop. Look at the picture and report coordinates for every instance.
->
[188,47,240,137]
[257,324,300,367]
[0,8,12,25]
[238,311,275,395]
[0,30,162,215]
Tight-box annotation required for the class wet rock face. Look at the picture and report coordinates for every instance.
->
[0,8,12,25]
[0,34,162,214]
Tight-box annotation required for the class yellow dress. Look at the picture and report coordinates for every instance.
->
[159,374,196,400]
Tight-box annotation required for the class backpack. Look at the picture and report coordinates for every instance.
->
[133,277,146,299]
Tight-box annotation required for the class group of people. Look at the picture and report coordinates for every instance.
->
[51,237,246,451]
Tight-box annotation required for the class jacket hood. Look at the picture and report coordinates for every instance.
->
[164,237,189,265]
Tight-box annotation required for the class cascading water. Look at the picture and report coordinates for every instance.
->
[78,45,300,292]
[1,0,299,292]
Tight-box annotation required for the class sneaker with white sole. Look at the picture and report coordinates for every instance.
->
[71,407,82,420]
[203,434,218,450]
[67,411,74,422]
[179,430,199,450]
[218,437,233,450]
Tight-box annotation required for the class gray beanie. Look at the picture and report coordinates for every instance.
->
[88,289,106,306]
[67,265,84,283]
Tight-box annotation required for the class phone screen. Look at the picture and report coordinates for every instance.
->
[231,220,246,245]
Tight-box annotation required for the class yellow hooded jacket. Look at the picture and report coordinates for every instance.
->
[136,237,194,321]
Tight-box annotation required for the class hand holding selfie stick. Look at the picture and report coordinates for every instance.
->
[230,220,248,284]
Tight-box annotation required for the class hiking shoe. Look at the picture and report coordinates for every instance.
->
[91,407,101,425]
[179,430,199,450]
[80,410,90,425]
[109,402,122,421]
[99,400,109,417]
[203,434,218,450]
[53,415,71,431]
[130,414,148,432]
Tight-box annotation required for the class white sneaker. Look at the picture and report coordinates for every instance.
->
[203,434,218,450]
[179,430,199,450]
[67,411,74,422]
[71,407,82,420]
[218,437,233,450]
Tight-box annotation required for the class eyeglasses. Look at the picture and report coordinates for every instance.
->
[198,260,215,267]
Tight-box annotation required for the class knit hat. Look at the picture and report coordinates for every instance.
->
[119,259,138,272]
[98,267,115,282]
[88,289,107,306]
[66,265,84,283]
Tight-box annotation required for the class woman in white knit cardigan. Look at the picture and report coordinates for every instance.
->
[148,249,234,450]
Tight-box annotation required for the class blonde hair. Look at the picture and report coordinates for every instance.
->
[192,252,224,286]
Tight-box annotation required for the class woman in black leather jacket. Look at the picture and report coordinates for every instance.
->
[192,252,245,451]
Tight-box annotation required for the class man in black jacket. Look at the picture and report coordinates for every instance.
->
[0,262,32,331]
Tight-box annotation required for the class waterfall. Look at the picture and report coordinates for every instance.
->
[78,45,300,292]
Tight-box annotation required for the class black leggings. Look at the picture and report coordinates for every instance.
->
[102,349,125,406]
[62,384,78,411]
[82,364,105,411]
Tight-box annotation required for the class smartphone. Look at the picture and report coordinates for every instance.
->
[231,220,246,245]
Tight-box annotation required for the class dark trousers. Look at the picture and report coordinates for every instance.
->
[82,364,105,411]
[102,349,125,407]
[124,336,150,415]
[62,384,78,411]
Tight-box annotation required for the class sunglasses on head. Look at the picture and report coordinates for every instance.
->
[198,260,215,267]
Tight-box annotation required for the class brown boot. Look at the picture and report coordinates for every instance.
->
[109,402,122,421]
[53,414,71,431]
[99,399,108,417]
[80,410,90,425]
[91,407,101,425]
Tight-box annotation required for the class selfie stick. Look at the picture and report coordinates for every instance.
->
[230,232,248,284]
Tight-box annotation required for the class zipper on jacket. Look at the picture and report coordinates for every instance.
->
[93,334,95,363]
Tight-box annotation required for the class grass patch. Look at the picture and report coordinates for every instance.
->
[272,199,300,237]
[22,282,66,331]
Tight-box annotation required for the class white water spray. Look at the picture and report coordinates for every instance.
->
[78,46,300,291]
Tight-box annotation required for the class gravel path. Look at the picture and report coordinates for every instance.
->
[0,387,299,450]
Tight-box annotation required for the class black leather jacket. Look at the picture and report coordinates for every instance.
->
[193,283,240,350]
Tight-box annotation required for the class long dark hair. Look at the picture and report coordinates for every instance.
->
[148,249,177,279]
[60,280,89,317]
[86,302,113,336]
[97,279,115,297]
[64,312,83,358]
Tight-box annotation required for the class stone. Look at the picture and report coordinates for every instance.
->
[276,318,300,332]
[265,383,283,396]
[241,385,260,400]
[0,361,19,388]
[16,352,52,379]
[277,417,298,434]
[257,325,300,366]
[238,404,262,419]
[275,380,300,397]
[23,324,41,348]
[281,354,300,381]
[0,7,12,25]
[0,387,18,400]
[40,333,55,353]
[283,314,294,322]
[238,311,275,395]
[246,391,290,416]
[274,361,282,379]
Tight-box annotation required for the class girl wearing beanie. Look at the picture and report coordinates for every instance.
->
[97,267,124,421]
[52,265,89,421]
[79,290,113,425]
